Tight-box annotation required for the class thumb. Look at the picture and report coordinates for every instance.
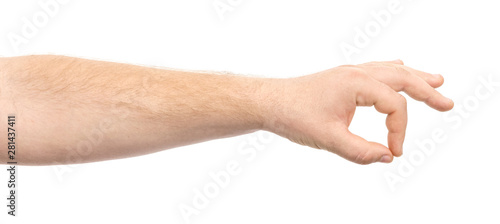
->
[332,127,394,165]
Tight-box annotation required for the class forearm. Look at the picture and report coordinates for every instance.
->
[0,55,271,165]
[1,56,453,166]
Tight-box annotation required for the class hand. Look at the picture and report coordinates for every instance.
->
[262,60,454,164]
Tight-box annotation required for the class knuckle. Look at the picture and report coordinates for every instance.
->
[394,66,411,79]
[353,151,373,165]
[394,66,412,89]
[397,94,407,106]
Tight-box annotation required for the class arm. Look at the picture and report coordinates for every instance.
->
[0,55,453,165]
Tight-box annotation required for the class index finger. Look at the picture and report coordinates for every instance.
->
[356,77,408,157]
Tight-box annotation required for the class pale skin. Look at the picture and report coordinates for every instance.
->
[0,55,453,165]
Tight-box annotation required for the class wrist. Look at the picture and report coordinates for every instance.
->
[253,77,289,134]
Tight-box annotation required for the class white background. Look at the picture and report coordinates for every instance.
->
[1,0,499,223]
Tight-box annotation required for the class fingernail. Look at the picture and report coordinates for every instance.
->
[432,74,442,78]
[379,155,392,163]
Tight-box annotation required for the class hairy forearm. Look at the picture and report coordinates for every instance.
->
[1,56,453,165]
[0,55,273,165]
